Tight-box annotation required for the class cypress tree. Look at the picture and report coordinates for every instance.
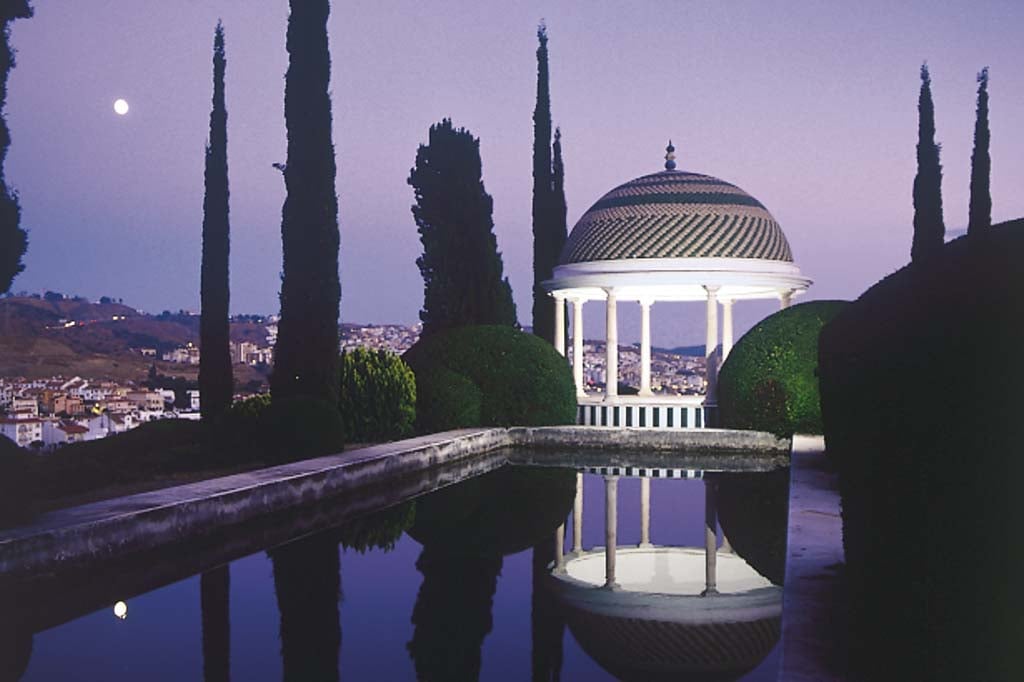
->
[0,1,30,294]
[409,118,516,337]
[968,67,991,238]
[199,22,233,420]
[911,63,945,263]
[531,22,554,342]
[271,0,341,404]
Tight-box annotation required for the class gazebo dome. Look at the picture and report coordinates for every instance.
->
[560,169,793,265]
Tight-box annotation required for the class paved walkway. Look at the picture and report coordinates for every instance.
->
[778,435,847,681]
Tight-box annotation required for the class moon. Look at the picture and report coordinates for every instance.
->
[113,99,129,115]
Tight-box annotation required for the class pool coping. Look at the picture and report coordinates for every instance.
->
[0,426,788,579]
[778,434,847,681]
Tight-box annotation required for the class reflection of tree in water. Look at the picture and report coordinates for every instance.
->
[531,539,564,682]
[407,546,502,681]
[200,566,230,682]
[407,466,575,681]
[715,468,790,585]
[269,536,342,682]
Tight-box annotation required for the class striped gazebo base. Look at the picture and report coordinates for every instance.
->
[577,399,706,429]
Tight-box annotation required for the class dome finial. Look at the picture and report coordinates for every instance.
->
[664,140,677,171]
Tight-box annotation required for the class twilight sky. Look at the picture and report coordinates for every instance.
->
[7,1,1024,346]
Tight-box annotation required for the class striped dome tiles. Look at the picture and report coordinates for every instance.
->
[560,170,793,265]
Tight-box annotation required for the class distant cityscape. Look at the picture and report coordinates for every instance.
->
[1,293,707,449]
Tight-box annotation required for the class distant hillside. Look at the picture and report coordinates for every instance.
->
[652,344,706,357]
[0,296,270,384]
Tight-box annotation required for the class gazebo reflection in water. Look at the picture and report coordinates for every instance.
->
[547,468,782,682]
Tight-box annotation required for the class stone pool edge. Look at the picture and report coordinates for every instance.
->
[0,426,789,578]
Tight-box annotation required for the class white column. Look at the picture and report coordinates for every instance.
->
[572,299,585,398]
[639,300,653,396]
[573,471,583,554]
[639,476,651,547]
[604,475,619,588]
[702,478,718,596]
[555,522,565,571]
[553,295,566,356]
[604,290,618,400]
[779,289,793,310]
[704,286,720,406]
[721,299,734,363]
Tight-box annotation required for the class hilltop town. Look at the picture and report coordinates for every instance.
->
[0,292,708,448]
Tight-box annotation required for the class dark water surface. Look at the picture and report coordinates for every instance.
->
[5,462,789,681]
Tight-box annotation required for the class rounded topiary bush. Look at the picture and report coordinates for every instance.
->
[402,325,575,433]
[338,348,416,442]
[413,366,482,433]
[718,300,849,437]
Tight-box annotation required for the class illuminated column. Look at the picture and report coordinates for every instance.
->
[572,299,585,398]
[702,478,719,596]
[639,476,651,547]
[721,299,734,363]
[704,286,720,406]
[639,300,653,396]
[605,290,618,399]
[555,522,565,571]
[573,471,583,554]
[604,475,619,588]
[553,295,566,356]
[779,289,793,310]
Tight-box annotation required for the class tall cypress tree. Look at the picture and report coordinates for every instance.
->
[409,118,516,337]
[968,67,991,238]
[0,1,30,294]
[200,566,230,682]
[199,22,233,420]
[271,0,341,404]
[531,22,555,342]
[911,63,945,263]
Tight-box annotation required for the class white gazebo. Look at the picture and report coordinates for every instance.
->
[543,143,811,428]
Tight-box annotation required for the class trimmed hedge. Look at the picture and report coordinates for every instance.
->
[718,300,849,437]
[819,219,1024,680]
[403,325,576,433]
[338,348,416,442]
[0,436,32,528]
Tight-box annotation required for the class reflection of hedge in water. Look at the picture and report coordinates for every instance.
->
[269,536,341,682]
[407,547,502,682]
[715,469,790,586]
[333,501,415,554]
[408,467,576,557]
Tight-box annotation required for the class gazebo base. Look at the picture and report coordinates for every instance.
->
[577,396,707,429]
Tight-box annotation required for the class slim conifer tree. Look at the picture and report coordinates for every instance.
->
[911,63,945,263]
[199,22,233,420]
[968,67,991,238]
[409,119,516,337]
[272,0,341,404]
[0,1,31,294]
[531,22,555,342]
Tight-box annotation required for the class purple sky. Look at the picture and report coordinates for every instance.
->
[7,1,1024,346]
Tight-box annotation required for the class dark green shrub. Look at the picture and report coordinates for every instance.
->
[819,219,1024,680]
[403,325,575,433]
[258,396,345,464]
[338,348,416,442]
[0,435,33,528]
[412,366,482,433]
[332,501,415,553]
[718,300,849,437]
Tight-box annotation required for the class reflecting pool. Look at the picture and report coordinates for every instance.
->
[1,459,789,681]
